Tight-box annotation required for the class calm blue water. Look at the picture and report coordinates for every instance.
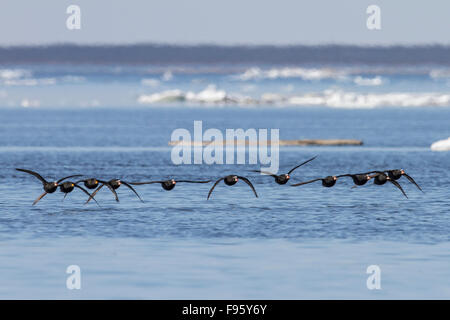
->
[1,107,449,240]
[0,61,449,298]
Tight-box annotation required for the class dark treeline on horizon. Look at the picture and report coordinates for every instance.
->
[0,44,449,65]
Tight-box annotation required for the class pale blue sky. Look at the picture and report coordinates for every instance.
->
[0,0,449,45]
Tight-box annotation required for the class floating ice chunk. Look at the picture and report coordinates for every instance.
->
[188,85,227,103]
[0,69,32,80]
[237,67,263,81]
[430,69,450,79]
[20,99,40,108]
[162,71,173,81]
[138,90,185,104]
[260,93,285,104]
[139,85,230,104]
[431,137,450,151]
[354,76,384,86]
[138,87,450,108]
[4,78,56,86]
[235,67,348,81]
[141,78,161,87]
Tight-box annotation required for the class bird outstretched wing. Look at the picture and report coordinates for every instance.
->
[86,184,105,204]
[130,181,164,185]
[16,168,47,185]
[251,170,277,178]
[388,180,408,198]
[291,178,322,186]
[336,174,352,178]
[104,183,119,202]
[237,176,258,198]
[403,173,423,193]
[32,192,48,205]
[121,181,144,203]
[287,156,317,175]
[74,184,100,206]
[207,177,224,200]
[57,175,83,184]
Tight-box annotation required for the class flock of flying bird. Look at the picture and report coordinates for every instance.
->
[15,156,423,206]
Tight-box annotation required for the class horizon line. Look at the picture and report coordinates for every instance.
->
[1,42,450,49]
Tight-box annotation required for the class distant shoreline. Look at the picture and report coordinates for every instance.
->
[1,44,450,65]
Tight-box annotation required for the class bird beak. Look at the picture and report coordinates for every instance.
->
[333,176,337,180]
[401,169,405,174]
[286,175,290,179]
[95,180,98,184]
[71,184,74,187]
